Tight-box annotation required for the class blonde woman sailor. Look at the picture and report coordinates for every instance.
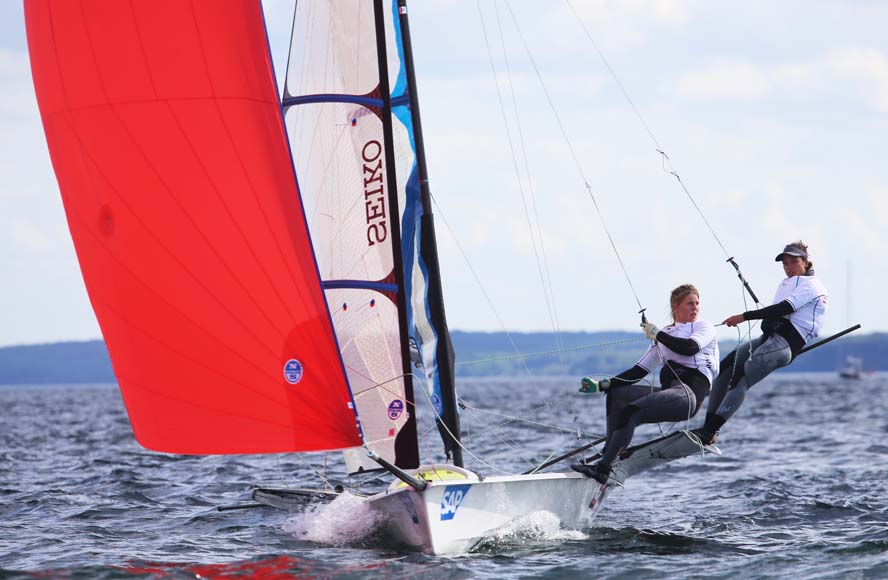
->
[573,284,719,484]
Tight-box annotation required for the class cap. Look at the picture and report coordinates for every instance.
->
[775,244,807,261]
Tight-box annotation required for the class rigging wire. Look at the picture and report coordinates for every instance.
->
[348,373,437,468]
[485,2,734,467]
[491,0,567,364]
[475,0,565,362]
[413,376,516,475]
[430,1,656,394]
[563,0,661,150]
[657,151,731,259]
[460,391,605,473]
[501,0,646,315]
[563,0,759,305]
[428,196,560,420]
[460,392,603,437]
[369,372,548,474]
[411,4,772,473]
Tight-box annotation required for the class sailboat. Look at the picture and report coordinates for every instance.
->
[838,356,865,380]
[25,0,717,555]
[837,265,864,380]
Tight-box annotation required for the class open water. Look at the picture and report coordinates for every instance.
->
[2,374,887,579]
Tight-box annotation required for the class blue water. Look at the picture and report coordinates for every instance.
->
[2,374,887,579]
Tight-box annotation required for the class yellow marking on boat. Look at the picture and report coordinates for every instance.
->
[392,468,469,489]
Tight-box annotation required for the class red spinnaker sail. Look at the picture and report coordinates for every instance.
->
[24,0,362,454]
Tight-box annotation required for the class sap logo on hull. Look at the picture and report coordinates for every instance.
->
[440,484,471,521]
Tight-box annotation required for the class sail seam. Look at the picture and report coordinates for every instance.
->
[38,96,280,117]
[188,4,327,336]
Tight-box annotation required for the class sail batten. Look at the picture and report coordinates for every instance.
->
[323,280,399,292]
[26,0,361,455]
[283,95,385,107]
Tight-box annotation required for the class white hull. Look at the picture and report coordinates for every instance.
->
[364,431,719,554]
[365,467,607,554]
[250,431,718,555]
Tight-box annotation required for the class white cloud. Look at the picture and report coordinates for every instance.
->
[0,49,36,117]
[676,61,772,101]
[827,48,888,112]
[8,219,52,252]
[4,2,888,343]
[560,0,692,27]
[0,48,47,203]
[864,185,888,227]
[674,47,888,113]
[621,0,692,22]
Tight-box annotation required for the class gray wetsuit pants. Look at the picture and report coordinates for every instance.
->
[600,381,701,470]
[706,333,793,423]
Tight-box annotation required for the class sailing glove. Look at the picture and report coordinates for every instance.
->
[579,377,611,393]
[641,322,660,340]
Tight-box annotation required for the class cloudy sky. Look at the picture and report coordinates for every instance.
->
[2,1,886,348]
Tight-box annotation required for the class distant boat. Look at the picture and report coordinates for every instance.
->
[836,264,865,380]
[838,356,865,380]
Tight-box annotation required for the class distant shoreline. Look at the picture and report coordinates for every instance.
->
[1,370,882,390]
[1,331,885,385]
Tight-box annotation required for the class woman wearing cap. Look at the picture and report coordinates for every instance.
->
[693,241,828,444]
[573,284,720,484]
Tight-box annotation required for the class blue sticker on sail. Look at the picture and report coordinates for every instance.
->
[431,393,443,415]
[387,399,404,420]
[283,359,303,384]
[440,484,471,521]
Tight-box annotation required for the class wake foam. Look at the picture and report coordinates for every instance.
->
[281,492,383,546]
[472,510,587,552]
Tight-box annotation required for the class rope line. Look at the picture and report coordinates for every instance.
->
[493,0,567,365]
[657,150,730,258]
[563,0,760,304]
[429,197,559,420]
[461,393,604,437]
[563,0,661,149]
[501,0,645,313]
[365,371,531,474]
[359,371,599,474]
[413,374,516,475]
[585,183,645,312]
[476,0,565,361]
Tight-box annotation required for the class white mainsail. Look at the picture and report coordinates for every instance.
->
[283,0,424,473]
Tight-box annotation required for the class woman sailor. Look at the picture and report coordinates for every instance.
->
[573,284,719,484]
[692,241,828,444]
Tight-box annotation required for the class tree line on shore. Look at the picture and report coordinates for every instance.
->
[1,330,884,385]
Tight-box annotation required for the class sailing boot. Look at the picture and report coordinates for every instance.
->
[570,462,611,485]
[690,412,725,446]
[689,428,718,446]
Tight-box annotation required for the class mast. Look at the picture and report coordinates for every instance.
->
[395,0,463,466]
[372,0,421,468]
